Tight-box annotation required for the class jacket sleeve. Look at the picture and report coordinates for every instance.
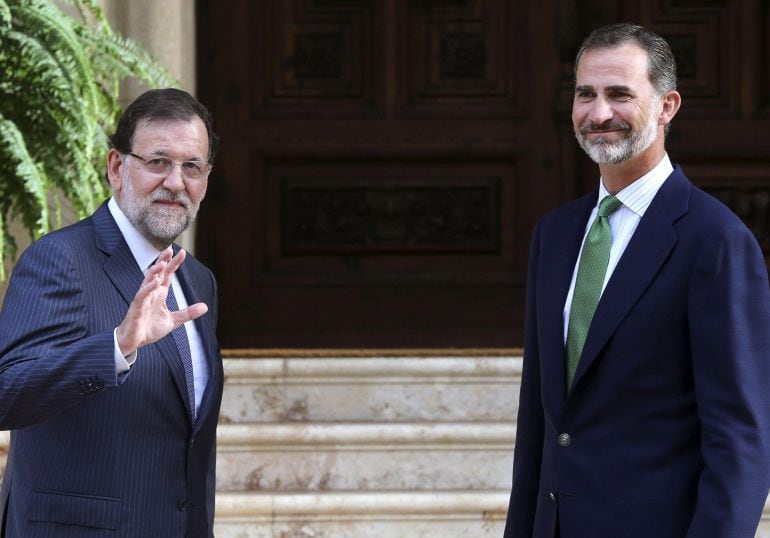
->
[504,219,546,538]
[685,221,770,537]
[0,237,118,430]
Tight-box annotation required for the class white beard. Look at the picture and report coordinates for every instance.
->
[575,97,661,165]
[117,168,199,249]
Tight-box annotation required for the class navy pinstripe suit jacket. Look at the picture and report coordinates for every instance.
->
[0,202,223,537]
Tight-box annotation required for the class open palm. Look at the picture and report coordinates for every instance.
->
[116,247,208,356]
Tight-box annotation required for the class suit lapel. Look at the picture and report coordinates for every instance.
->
[569,168,691,392]
[94,204,144,308]
[94,204,193,421]
[539,193,597,413]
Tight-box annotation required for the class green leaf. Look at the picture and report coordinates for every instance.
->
[0,0,10,29]
[0,113,49,240]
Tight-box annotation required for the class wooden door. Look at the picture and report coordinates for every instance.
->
[196,0,563,348]
[196,0,770,348]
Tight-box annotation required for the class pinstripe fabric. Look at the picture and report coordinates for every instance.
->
[166,286,197,423]
[0,202,223,537]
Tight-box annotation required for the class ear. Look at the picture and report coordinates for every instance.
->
[107,148,124,193]
[659,90,681,126]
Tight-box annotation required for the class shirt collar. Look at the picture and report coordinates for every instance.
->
[598,153,673,217]
[108,197,163,273]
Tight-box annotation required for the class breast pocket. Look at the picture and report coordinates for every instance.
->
[28,489,124,531]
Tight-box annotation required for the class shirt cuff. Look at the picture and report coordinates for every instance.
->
[113,327,137,374]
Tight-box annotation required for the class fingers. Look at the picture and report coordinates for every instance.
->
[156,246,174,265]
[171,302,209,327]
[134,248,190,308]
[119,247,201,353]
[145,248,186,288]
[143,250,170,288]
[135,265,165,304]
[166,247,187,274]
[159,248,186,287]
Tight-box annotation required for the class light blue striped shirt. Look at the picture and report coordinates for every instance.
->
[563,154,674,343]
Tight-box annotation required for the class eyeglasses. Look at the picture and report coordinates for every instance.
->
[125,152,211,181]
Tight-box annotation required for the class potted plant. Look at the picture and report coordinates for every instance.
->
[0,0,175,279]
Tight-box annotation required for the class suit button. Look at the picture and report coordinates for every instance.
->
[558,433,572,447]
[177,500,188,511]
[189,438,195,448]
[548,491,557,502]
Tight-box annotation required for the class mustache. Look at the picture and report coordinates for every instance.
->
[579,121,631,134]
[150,189,190,208]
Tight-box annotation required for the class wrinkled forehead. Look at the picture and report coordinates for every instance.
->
[132,117,210,157]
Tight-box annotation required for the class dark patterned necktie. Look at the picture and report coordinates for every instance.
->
[166,286,196,422]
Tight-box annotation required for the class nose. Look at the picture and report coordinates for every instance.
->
[588,97,613,126]
[161,163,186,192]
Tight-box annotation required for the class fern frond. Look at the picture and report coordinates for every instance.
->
[79,30,178,88]
[11,0,99,114]
[0,114,49,239]
[0,0,175,279]
[0,0,11,29]
[0,30,98,217]
[68,0,112,36]
[9,0,100,168]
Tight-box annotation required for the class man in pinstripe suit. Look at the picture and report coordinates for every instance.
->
[0,88,223,537]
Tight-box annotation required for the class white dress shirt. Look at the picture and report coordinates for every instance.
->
[562,154,674,343]
[108,198,209,414]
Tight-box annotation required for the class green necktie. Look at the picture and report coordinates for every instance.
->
[565,194,623,391]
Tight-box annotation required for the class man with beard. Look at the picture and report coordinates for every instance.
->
[0,88,223,537]
[503,23,770,538]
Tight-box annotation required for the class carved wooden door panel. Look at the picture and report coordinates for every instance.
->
[648,1,770,270]
[196,0,563,348]
[196,0,770,348]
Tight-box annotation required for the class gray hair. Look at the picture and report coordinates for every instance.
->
[109,88,219,164]
[574,23,677,96]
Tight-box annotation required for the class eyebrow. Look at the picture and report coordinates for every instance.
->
[574,84,634,94]
[147,150,205,162]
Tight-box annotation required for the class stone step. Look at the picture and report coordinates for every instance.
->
[213,490,508,538]
[216,422,515,492]
[212,490,770,538]
[220,355,521,424]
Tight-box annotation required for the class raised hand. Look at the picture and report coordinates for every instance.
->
[115,247,208,357]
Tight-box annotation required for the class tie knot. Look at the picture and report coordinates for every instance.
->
[597,195,622,218]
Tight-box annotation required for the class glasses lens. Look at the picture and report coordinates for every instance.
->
[144,157,172,175]
[129,153,209,181]
[181,161,205,180]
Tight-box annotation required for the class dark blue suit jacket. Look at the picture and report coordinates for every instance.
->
[0,203,223,537]
[504,166,770,537]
